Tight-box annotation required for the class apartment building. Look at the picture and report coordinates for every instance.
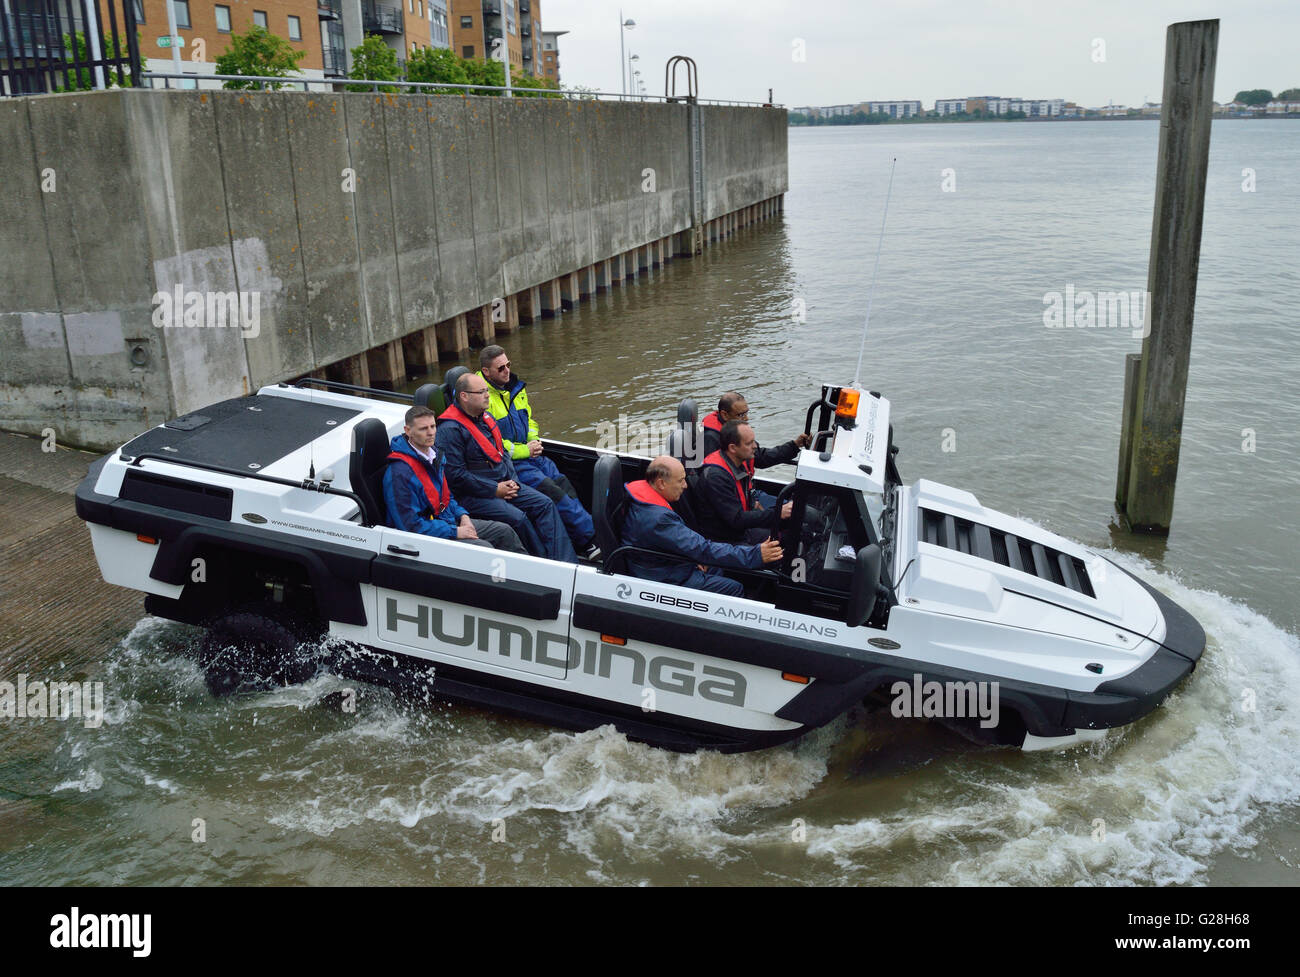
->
[864,99,920,118]
[447,0,546,78]
[539,26,563,82]
[125,0,449,84]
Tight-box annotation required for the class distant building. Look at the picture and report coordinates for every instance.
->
[1265,100,1300,115]
[864,99,921,118]
[935,99,966,115]
[540,28,565,83]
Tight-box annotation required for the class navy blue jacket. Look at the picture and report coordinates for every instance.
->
[382,434,469,539]
[620,480,764,586]
[435,408,520,501]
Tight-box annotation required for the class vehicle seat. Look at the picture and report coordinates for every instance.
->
[350,417,392,527]
[592,453,628,573]
[664,397,701,469]
[413,382,442,412]
[440,366,471,413]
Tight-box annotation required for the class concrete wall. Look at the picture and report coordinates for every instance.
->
[0,89,788,449]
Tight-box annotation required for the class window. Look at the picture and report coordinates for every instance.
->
[460,15,472,28]
[418,1,423,16]
[172,0,190,29]
[288,15,301,40]
[462,45,474,58]
[214,4,230,31]
[253,10,267,29]
[132,0,144,23]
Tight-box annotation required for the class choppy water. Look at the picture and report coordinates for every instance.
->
[3,120,1298,885]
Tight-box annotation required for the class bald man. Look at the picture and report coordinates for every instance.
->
[620,455,782,597]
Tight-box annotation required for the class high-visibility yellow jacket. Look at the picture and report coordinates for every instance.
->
[478,370,539,461]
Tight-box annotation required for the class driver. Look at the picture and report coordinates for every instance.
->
[695,420,792,544]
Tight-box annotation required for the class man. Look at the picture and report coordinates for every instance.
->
[382,406,526,553]
[435,373,579,564]
[478,345,599,560]
[700,391,811,508]
[621,455,782,597]
[695,420,794,545]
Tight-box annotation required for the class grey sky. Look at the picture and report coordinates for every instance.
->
[543,1,1297,107]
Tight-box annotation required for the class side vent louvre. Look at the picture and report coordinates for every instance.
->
[920,508,1094,598]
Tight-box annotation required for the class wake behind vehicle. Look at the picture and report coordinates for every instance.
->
[75,377,1205,752]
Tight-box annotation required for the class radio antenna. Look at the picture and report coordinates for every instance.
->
[851,157,897,390]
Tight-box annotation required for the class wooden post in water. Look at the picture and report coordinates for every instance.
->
[1115,18,1218,533]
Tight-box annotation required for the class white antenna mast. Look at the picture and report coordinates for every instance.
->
[851,157,897,390]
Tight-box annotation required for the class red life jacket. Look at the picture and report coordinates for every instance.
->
[625,479,673,509]
[702,450,751,511]
[387,452,452,515]
[439,404,505,463]
[702,412,755,476]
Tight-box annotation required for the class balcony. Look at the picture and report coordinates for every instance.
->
[317,0,341,20]
[362,1,403,34]
[518,0,530,11]
[520,24,530,38]
[322,44,347,75]
[482,2,501,15]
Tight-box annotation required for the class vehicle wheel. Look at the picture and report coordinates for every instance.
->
[198,609,320,696]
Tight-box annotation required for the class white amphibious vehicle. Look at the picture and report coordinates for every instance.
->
[76,378,1205,753]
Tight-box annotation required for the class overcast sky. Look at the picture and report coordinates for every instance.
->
[541,1,1297,107]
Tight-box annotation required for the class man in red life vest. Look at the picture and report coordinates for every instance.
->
[700,391,811,508]
[435,373,578,563]
[695,420,794,545]
[382,406,525,552]
[621,455,782,597]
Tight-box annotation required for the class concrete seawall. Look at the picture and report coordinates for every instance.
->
[0,89,788,451]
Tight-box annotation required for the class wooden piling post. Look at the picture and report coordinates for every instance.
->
[1116,19,1219,533]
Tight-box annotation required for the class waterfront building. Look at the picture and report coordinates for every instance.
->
[79,0,454,86]
[447,0,547,79]
[539,27,563,83]
[864,99,920,118]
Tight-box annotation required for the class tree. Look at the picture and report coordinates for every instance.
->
[406,46,470,93]
[1277,88,1300,101]
[463,56,506,94]
[511,71,560,98]
[1232,89,1273,105]
[215,25,305,90]
[56,31,136,91]
[346,34,399,93]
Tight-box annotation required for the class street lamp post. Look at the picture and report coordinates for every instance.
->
[627,53,639,98]
[619,11,635,98]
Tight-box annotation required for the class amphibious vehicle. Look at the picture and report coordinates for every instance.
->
[75,378,1206,752]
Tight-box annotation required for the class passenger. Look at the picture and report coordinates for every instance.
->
[695,420,792,545]
[382,407,526,553]
[435,373,579,564]
[621,455,782,597]
[478,345,599,560]
[700,391,811,507]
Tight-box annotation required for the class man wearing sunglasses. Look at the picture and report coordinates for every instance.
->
[477,345,600,562]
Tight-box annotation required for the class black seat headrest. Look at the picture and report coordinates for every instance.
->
[441,366,471,412]
[591,453,626,572]
[677,397,698,424]
[350,418,393,527]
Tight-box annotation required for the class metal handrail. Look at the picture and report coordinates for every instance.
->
[141,71,782,105]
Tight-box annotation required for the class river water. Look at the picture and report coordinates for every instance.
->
[3,120,1297,885]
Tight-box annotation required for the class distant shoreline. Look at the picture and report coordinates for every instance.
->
[787,114,1296,127]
